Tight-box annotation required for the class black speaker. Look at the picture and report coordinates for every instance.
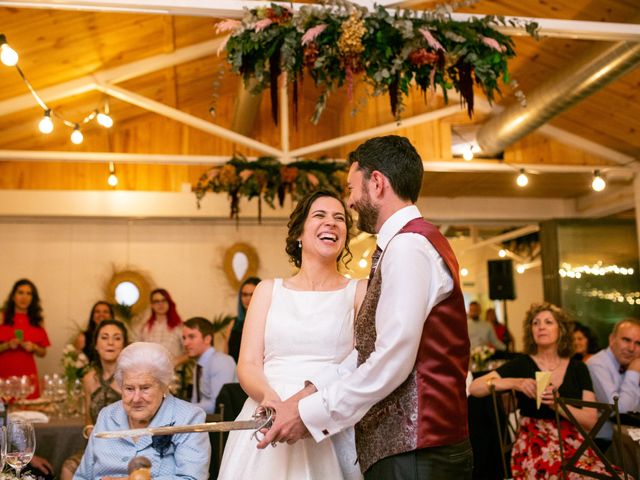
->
[488,259,516,300]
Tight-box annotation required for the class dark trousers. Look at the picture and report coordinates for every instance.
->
[365,439,473,480]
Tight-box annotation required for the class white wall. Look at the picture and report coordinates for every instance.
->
[0,218,291,375]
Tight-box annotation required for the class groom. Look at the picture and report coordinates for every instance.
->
[259,135,472,479]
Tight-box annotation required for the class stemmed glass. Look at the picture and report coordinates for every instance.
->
[5,421,35,478]
[0,426,6,473]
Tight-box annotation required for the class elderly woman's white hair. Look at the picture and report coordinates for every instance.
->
[114,342,174,388]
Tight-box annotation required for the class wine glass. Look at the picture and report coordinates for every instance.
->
[5,421,35,478]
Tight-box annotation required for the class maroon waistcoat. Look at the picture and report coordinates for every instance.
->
[354,217,470,472]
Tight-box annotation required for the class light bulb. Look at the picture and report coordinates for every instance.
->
[0,35,19,67]
[498,249,507,258]
[516,169,528,187]
[107,173,118,187]
[38,110,54,134]
[516,264,526,274]
[97,112,113,128]
[462,146,473,161]
[592,170,606,192]
[358,258,368,269]
[460,267,469,277]
[70,126,83,145]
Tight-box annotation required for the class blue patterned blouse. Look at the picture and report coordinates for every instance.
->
[74,394,210,479]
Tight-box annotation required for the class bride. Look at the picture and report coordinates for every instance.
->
[218,189,366,480]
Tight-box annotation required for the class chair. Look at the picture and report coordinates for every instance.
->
[206,403,225,475]
[553,393,629,480]
[490,385,520,479]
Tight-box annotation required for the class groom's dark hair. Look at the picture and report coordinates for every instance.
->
[347,135,424,203]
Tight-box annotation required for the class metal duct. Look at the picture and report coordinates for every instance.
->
[476,39,640,157]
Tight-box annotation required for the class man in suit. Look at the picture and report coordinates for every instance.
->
[259,135,472,479]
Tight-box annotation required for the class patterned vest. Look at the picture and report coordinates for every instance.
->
[354,217,470,472]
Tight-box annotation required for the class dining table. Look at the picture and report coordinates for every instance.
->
[34,416,87,477]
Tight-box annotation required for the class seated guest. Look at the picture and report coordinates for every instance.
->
[73,301,115,364]
[182,317,236,414]
[470,302,613,479]
[486,307,512,350]
[587,318,640,446]
[62,319,128,480]
[228,277,261,363]
[73,342,210,479]
[572,321,599,363]
[468,300,505,351]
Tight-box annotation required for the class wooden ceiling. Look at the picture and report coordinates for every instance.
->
[0,0,638,201]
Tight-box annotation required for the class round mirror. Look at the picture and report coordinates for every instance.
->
[106,269,151,317]
[115,281,140,306]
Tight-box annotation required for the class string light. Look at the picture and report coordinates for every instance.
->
[38,109,54,134]
[516,168,529,187]
[107,161,118,187]
[498,249,507,258]
[358,258,368,269]
[462,145,474,161]
[591,170,606,192]
[70,125,84,145]
[559,262,634,278]
[0,34,19,66]
[516,264,526,274]
[1,32,114,144]
[460,267,469,277]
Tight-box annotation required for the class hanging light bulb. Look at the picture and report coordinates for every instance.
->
[498,249,507,258]
[460,267,469,277]
[38,109,54,134]
[591,170,606,192]
[462,145,474,161]
[0,34,19,67]
[96,112,113,128]
[70,125,84,144]
[516,264,526,274]
[107,161,118,187]
[516,168,528,187]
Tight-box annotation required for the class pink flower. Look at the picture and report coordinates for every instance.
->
[481,36,506,52]
[301,24,328,46]
[217,35,230,56]
[419,28,445,52]
[255,18,273,33]
[239,169,254,181]
[215,19,241,34]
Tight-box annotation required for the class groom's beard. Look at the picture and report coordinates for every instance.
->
[352,194,379,234]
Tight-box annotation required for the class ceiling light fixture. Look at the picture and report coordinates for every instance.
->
[516,168,529,187]
[0,34,19,67]
[462,145,474,161]
[107,161,118,187]
[591,170,606,192]
[70,125,84,145]
[38,109,54,134]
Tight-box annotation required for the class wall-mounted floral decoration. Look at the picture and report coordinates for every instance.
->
[217,1,538,124]
[194,156,347,220]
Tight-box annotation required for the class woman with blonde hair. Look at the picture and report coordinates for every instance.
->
[470,302,615,479]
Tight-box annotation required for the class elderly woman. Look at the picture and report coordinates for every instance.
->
[469,302,613,479]
[74,342,210,480]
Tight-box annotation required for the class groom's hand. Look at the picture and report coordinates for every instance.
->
[257,397,310,449]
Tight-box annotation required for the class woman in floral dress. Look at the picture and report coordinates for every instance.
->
[470,302,617,479]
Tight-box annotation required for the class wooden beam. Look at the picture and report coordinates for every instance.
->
[97,83,284,157]
[0,39,224,116]
[2,1,639,41]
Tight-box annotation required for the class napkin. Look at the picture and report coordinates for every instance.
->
[9,410,50,423]
[536,371,552,409]
[627,427,640,443]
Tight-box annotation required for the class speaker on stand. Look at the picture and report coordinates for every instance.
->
[488,259,516,351]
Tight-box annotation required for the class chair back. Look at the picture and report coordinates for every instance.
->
[490,385,520,479]
[553,393,629,480]
[206,404,225,470]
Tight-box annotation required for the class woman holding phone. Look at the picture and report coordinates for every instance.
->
[0,279,50,398]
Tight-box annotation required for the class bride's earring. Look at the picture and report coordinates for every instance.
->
[298,240,302,249]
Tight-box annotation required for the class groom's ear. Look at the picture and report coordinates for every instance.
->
[369,170,387,197]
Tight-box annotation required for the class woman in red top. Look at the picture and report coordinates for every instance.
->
[0,279,50,398]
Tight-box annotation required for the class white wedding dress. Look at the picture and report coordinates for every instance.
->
[218,278,362,480]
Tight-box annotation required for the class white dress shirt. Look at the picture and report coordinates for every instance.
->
[299,205,454,441]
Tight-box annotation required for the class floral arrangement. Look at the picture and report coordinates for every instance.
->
[470,344,495,371]
[194,155,347,219]
[61,344,89,386]
[218,0,538,124]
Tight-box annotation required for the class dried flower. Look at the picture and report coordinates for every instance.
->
[408,48,439,67]
[481,35,506,52]
[215,19,242,34]
[301,24,328,46]
[419,28,445,52]
[255,18,273,33]
[338,14,366,56]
